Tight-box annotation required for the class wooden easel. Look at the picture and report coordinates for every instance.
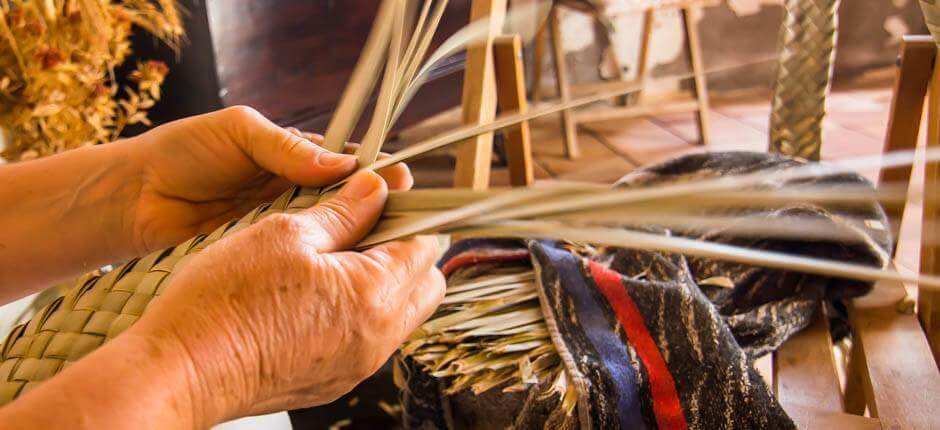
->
[532,1,713,158]
[454,0,534,190]
[877,34,940,364]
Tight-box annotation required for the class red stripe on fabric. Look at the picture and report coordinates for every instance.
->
[441,250,530,277]
[588,261,688,430]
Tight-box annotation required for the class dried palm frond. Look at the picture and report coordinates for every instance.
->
[0,0,934,411]
[401,267,578,413]
[0,0,182,160]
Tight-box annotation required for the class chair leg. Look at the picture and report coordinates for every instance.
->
[531,23,546,104]
[878,36,935,241]
[630,9,655,106]
[453,0,508,190]
[680,6,711,146]
[921,58,940,365]
[494,35,535,187]
[549,7,580,159]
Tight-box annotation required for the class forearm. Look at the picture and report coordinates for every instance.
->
[0,333,209,429]
[0,140,142,301]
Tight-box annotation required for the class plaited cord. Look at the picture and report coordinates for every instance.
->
[768,0,841,160]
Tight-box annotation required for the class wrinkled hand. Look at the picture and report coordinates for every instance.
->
[129,171,444,426]
[126,106,412,254]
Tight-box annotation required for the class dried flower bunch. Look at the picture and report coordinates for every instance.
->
[0,0,182,161]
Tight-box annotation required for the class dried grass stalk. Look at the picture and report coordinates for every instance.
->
[0,0,182,160]
[401,266,575,412]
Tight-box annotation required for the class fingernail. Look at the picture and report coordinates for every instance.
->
[317,151,356,167]
[339,171,382,199]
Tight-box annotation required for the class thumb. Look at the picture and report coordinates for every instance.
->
[297,170,388,253]
[226,106,358,186]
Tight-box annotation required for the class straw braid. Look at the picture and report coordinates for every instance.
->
[0,185,317,404]
[768,0,840,161]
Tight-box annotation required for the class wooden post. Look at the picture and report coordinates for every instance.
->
[531,24,547,104]
[549,6,580,159]
[630,9,655,107]
[878,36,936,241]
[921,57,940,365]
[680,6,710,146]
[494,35,535,186]
[867,34,940,364]
[454,0,508,189]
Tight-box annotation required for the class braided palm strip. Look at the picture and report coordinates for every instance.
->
[768,0,840,161]
[0,185,318,404]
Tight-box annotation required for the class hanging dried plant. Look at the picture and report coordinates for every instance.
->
[0,0,182,161]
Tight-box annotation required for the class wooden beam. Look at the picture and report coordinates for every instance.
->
[549,6,580,159]
[531,22,547,104]
[679,6,711,146]
[774,304,843,412]
[878,36,936,240]
[921,57,940,365]
[630,9,655,107]
[493,35,535,187]
[849,278,940,429]
[453,0,508,190]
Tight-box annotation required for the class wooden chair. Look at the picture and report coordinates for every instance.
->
[766,35,940,429]
[453,0,536,190]
[531,0,715,158]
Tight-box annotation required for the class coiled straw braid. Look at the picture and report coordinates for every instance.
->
[768,0,840,160]
[0,184,323,403]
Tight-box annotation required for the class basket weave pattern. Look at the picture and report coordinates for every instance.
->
[768,0,840,160]
[0,185,316,404]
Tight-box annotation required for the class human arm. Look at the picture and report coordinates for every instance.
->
[0,171,445,428]
[0,106,410,302]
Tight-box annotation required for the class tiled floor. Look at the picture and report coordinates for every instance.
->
[395,76,928,275]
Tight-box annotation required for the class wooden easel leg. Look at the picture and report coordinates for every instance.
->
[549,7,580,159]
[921,58,940,365]
[598,17,630,107]
[878,36,936,240]
[630,9,655,107]
[494,35,535,186]
[454,0,508,190]
[680,6,710,146]
[532,24,546,104]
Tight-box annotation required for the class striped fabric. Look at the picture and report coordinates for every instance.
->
[401,152,890,429]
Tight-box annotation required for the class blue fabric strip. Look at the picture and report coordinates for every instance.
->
[538,243,646,430]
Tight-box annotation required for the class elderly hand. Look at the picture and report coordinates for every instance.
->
[126,106,412,254]
[0,105,412,297]
[0,171,445,429]
[128,170,444,425]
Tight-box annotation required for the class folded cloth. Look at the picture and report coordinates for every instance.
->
[402,151,891,429]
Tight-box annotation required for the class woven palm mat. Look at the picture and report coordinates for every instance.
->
[400,151,890,429]
[0,185,326,403]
